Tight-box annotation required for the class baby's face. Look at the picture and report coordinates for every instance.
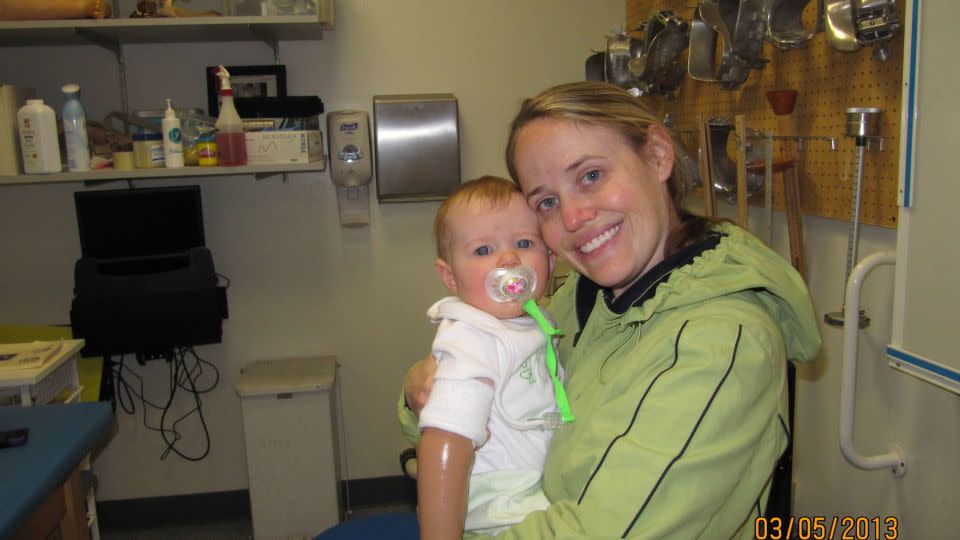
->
[437,193,553,319]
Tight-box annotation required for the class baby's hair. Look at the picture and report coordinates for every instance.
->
[434,176,521,261]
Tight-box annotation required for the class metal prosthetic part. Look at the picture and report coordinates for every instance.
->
[688,0,769,89]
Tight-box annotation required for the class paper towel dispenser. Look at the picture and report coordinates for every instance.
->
[372,94,460,202]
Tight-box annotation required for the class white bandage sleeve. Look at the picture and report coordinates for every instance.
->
[419,377,495,447]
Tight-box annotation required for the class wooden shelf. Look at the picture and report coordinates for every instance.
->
[0,161,328,186]
[0,13,332,47]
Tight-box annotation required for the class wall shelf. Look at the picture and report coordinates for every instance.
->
[0,4,333,186]
[0,161,328,187]
[0,14,331,47]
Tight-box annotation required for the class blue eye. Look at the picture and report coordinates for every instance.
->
[474,246,491,256]
[517,239,533,249]
[537,196,559,212]
[582,170,601,184]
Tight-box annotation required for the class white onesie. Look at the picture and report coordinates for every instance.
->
[419,296,561,535]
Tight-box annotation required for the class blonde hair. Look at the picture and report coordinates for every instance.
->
[505,81,720,253]
[434,176,521,261]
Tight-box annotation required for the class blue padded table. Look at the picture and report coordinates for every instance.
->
[0,401,112,538]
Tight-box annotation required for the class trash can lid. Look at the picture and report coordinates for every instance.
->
[236,355,337,397]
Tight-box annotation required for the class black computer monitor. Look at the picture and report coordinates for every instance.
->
[74,185,205,260]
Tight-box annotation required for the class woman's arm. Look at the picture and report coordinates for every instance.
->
[417,427,475,540]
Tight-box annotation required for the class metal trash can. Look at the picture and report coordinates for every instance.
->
[236,355,342,539]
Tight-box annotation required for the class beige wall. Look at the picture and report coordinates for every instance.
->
[0,0,626,500]
[5,4,954,538]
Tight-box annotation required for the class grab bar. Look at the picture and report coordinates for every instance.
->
[840,249,906,476]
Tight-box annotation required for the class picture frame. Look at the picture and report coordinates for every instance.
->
[205,65,287,117]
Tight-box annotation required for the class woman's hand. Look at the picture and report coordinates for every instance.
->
[404,353,437,415]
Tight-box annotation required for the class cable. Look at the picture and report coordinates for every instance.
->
[334,360,352,517]
[111,346,219,461]
[159,347,213,461]
[111,355,182,442]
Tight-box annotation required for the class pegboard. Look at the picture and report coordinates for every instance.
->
[626,0,904,228]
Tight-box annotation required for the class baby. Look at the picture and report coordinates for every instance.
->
[417,175,570,539]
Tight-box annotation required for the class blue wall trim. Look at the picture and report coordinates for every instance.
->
[887,346,960,384]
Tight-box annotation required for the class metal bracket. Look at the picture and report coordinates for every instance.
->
[248,25,281,63]
[75,29,129,114]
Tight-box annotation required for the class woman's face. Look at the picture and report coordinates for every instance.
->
[513,118,677,298]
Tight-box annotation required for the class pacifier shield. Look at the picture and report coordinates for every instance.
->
[485,266,538,303]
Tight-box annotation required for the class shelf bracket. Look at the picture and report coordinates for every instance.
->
[74,28,121,58]
[74,29,129,114]
[248,25,280,63]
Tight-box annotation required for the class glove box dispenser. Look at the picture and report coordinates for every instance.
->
[372,94,460,202]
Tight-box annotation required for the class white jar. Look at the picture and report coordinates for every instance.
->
[17,99,62,174]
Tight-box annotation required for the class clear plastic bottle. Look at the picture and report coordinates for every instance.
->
[162,98,184,168]
[17,99,61,174]
[61,83,91,172]
[214,66,247,166]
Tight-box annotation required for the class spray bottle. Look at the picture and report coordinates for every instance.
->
[162,98,184,168]
[214,65,247,166]
[61,84,90,172]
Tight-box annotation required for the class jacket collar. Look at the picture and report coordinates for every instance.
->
[574,233,724,342]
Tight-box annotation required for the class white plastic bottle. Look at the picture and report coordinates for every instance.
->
[17,99,61,174]
[214,66,247,166]
[61,83,91,172]
[162,98,184,168]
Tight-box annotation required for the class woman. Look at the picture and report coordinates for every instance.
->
[329,81,821,540]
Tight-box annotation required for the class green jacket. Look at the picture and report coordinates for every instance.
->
[400,223,821,539]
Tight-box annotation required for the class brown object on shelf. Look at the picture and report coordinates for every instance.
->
[132,1,222,18]
[766,89,798,116]
[0,0,111,20]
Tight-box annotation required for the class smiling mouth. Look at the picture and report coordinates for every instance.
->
[578,223,621,254]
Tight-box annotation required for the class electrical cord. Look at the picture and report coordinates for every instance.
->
[113,355,181,442]
[111,346,219,461]
[159,347,212,461]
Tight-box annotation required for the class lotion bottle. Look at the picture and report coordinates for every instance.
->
[61,84,91,172]
[17,99,61,173]
[162,98,184,168]
[214,66,247,166]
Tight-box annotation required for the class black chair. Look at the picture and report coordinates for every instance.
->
[765,363,796,520]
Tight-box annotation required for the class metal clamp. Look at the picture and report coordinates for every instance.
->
[824,0,901,61]
[767,0,817,49]
[688,0,768,89]
[628,10,690,98]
